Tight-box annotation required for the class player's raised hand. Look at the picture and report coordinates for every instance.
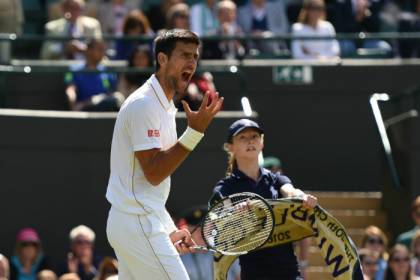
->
[182,91,224,133]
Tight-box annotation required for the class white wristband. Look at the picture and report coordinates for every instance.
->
[179,126,204,151]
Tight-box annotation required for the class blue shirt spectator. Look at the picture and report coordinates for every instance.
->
[10,228,51,280]
[65,39,123,112]
[65,63,117,102]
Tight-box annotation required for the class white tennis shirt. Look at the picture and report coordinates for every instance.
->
[106,74,178,233]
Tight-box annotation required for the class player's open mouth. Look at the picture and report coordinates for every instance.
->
[246,147,256,152]
[181,72,192,82]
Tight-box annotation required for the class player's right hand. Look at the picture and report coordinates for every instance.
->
[170,229,196,254]
[182,91,224,133]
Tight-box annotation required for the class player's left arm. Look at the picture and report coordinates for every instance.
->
[280,183,318,208]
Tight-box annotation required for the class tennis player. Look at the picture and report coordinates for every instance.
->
[106,29,223,280]
[209,119,317,280]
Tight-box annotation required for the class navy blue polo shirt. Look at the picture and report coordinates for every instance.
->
[210,167,300,279]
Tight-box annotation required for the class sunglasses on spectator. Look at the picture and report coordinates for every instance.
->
[390,257,410,263]
[174,13,189,19]
[74,239,92,245]
[20,241,38,247]
[362,260,377,266]
[367,237,384,245]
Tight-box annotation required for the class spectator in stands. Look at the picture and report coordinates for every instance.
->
[190,0,219,36]
[411,230,420,277]
[92,257,117,280]
[397,11,419,58]
[165,3,190,30]
[330,0,391,57]
[291,0,340,60]
[359,248,380,280]
[146,0,183,32]
[262,156,283,174]
[199,0,243,59]
[174,71,218,111]
[40,0,102,60]
[397,196,420,248]
[114,10,153,60]
[37,270,57,280]
[237,0,289,57]
[65,39,123,111]
[361,225,389,280]
[97,0,136,36]
[0,254,10,280]
[118,44,153,97]
[0,0,24,63]
[10,228,50,280]
[214,0,245,60]
[58,225,100,280]
[178,205,241,280]
[189,0,222,59]
[58,273,80,280]
[384,244,414,280]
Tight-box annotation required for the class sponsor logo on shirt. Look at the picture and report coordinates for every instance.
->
[148,129,160,137]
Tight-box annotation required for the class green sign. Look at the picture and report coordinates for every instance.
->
[273,65,313,85]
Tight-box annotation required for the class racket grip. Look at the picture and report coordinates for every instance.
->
[173,239,183,246]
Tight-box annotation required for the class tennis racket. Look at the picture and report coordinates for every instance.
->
[178,192,274,256]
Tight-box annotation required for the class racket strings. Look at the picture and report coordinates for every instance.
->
[202,196,273,254]
[209,208,271,252]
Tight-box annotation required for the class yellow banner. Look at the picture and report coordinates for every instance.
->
[213,198,363,280]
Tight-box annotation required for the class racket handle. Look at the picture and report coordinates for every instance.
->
[173,241,214,253]
[173,238,196,246]
[190,245,215,253]
[173,239,183,246]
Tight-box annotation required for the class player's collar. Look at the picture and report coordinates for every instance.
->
[232,167,268,181]
[149,74,176,112]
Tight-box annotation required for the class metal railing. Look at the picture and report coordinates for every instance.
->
[370,88,420,189]
[1,32,420,41]
[1,31,420,61]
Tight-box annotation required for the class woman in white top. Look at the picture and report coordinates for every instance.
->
[291,0,340,60]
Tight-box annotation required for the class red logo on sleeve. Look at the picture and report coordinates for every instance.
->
[147,129,160,137]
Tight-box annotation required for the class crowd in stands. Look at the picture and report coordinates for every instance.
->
[358,196,420,280]
[3,0,420,111]
[3,0,420,63]
[0,225,115,280]
[2,195,420,280]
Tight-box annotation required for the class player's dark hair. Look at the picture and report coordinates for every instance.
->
[154,29,200,71]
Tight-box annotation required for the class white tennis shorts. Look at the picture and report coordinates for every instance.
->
[106,207,190,280]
